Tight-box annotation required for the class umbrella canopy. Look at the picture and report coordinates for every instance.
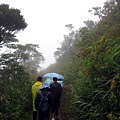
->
[43,72,64,80]
[45,79,53,86]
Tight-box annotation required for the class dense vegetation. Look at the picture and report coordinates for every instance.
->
[48,1,120,120]
[0,4,44,120]
[1,1,120,120]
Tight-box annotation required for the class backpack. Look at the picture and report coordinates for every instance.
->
[52,83,62,100]
[38,92,50,112]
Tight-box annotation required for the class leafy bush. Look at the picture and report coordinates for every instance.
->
[0,64,32,120]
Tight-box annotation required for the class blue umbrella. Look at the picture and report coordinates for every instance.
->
[43,72,64,80]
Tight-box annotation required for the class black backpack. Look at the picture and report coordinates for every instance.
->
[38,92,50,112]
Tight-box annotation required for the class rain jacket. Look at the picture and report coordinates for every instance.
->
[32,81,42,111]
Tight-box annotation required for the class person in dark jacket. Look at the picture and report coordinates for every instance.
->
[35,82,54,120]
[50,77,62,120]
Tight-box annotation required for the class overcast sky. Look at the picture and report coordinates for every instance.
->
[0,0,106,69]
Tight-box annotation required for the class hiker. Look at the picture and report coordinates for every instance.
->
[50,77,62,120]
[32,76,42,120]
[35,82,55,120]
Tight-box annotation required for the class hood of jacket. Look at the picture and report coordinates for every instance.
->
[34,81,42,86]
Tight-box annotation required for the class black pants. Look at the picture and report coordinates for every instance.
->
[33,111,37,120]
[54,102,59,116]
